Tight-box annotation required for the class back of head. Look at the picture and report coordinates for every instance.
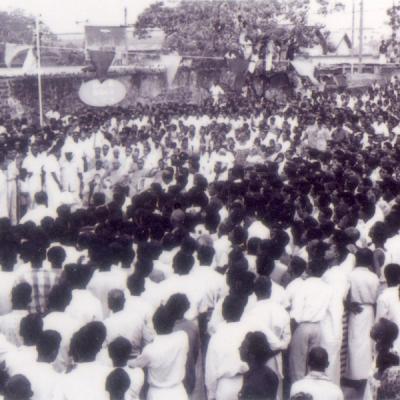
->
[256,253,275,277]
[253,276,272,300]
[290,256,307,277]
[172,251,194,275]
[108,337,132,367]
[164,293,190,321]
[47,283,72,312]
[69,321,106,363]
[384,263,400,287]
[34,191,48,206]
[4,375,33,400]
[308,258,328,277]
[105,368,130,400]
[197,245,215,266]
[36,330,61,363]
[152,305,175,335]
[19,314,43,346]
[47,246,66,268]
[356,248,374,269]
[240,331,273,365]
[126,273,145,296]
[11,283,32,310]
[222,294,247,323]
[108,289,125,313]
[307,347,329,372]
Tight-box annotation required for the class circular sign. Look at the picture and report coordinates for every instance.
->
[79,79,127,107]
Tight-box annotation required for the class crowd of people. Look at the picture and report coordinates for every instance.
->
[1,76,400,400]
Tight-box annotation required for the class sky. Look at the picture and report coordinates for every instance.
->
[0,0,395,38]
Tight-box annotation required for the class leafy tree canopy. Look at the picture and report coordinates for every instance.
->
[0,8,55,45]
[134,0,345,57]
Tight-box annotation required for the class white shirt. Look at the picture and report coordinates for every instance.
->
[132,331,188,389]
[205,321,248,400]
[289,277,333,323]
[290,371,344,400]
[66,289,103,324]
[19,205,57,225]
[0,271,17,315]
[43,311,82,372]
[53,362,110,400]
[87,269,126,317]
[0,309,28,346]
[243,298,291,351]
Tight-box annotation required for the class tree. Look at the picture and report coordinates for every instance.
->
[134,0,345,57]
[0,8,55,45]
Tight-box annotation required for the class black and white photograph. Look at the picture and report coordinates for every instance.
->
[0,0,399,399]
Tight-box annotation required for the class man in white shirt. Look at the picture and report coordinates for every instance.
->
[53,322,110,400]
[290,347,344,400]
[288,258,333,382]
[205,294,249,400]
[243,277,291,399]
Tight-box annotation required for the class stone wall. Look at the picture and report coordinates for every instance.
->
[0,70,170,123]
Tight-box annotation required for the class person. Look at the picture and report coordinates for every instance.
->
[130,304,189,400]
[238,331,279,400]
[243,276,290,399]
[288,258,333,382]
[346,249,380,384]
[0,283,32,346]
[9,330,61,400]
[290,347,344,400]
[205,294,249,400]
[43,283,81,372]
[54,322,110,400]
[166,293,200,395]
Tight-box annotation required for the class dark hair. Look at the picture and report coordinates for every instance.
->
[19,314,43,346]
[253,276,272,299]
[152,305,175,334]
[108,337,132,367]
[164,293,190,321]
[172,251,194,275]
[222,294,247,323]
[307,347,329,371]
[4,375,33,400]
[105,368,130,398]
[355,248,374,268]
[127,273,145,296]
[384,264,400,287]
[240,331,273,365]
[47,246,66,268]
[47,283,72,312]
[69,321,106,363]
[197,245,215,266]
[36,330,61,362]
[11,283,32,310]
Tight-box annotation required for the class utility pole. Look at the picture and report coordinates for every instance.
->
[358,0,364,72]
[35,14,44,127]
[351,0,355,74]
[124,7,128,25]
